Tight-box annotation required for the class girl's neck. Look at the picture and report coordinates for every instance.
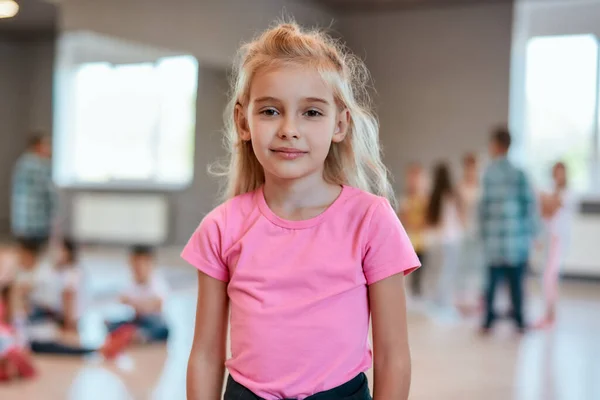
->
[263,174,341,217]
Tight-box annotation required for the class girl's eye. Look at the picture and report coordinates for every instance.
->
[260,108,279,116]
[304,110,323,117]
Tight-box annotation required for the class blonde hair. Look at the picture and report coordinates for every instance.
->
[216,21,397,209]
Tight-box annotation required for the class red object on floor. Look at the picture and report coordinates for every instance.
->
[0,363,9,382]
[101,324,137,360]
[1,347,36,381]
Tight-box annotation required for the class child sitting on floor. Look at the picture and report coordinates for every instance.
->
[25,238,83,331]
[104,245,170,354]
[8,241,131,360]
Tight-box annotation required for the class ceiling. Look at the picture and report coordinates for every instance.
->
[0,0,57,39]
[310,0,513,13]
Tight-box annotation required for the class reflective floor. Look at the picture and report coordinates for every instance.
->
[0,248,599,400]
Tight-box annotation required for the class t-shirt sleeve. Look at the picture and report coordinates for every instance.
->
[180,209,230,282]
[150,273,170,302]
[363,198,421,285]
[61,269,80,292]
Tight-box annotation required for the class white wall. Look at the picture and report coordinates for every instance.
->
[0,38,55,234]
[53,0,334,244]
[339,3,514,189]
[59,0,334,67]
[510,0,600,174]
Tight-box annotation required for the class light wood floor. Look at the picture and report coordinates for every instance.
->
[0,250,599,400]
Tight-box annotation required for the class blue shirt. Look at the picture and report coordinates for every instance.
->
[11,153,56,238]
[479,157,538,266]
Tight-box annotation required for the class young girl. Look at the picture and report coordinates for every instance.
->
[425,163,463,315]
[535,162,575,329]
[182,22,420,400]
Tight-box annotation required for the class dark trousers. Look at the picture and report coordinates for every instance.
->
[106,314,169,342]
[411,251,426,296]
[224,373,371,400]
[30,341,95,356]
[483,264,526,329]
[28,306,65,327]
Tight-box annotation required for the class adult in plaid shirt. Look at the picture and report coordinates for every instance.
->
[480,128,538,333]
[11,134,56,251]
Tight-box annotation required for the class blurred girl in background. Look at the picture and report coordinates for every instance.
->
[535,162,575,329]
[426,163,463,317]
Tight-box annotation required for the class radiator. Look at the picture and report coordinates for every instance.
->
[71,193,168,245]
[563,213,600,278]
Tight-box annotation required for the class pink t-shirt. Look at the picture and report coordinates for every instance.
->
[181,185,420,400]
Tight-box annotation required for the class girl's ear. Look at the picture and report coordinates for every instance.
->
[332,108,350,143]
[235,103,251,141]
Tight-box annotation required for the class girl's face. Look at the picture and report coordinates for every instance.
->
[553,164,567,187]
[464,160,478,182]
[237,65,349,184]
[55,244,70,268]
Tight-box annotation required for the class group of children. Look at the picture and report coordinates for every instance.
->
[0,239,170,382]
[399,151,575,329]
[400,155,483,315]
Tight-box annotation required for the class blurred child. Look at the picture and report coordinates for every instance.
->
[24,238,82,331]
[456,153,483,313]
[8,240,128,359]
[0,246,36,381]
[105,245,169,350]
[1,288,36,381]
[426,163,463,315]
[399,162,428,297]
[534,162,575,329]
[13,240,44,321]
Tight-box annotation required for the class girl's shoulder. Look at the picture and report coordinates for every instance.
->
[202,190,258,225]
[341,186,391,212]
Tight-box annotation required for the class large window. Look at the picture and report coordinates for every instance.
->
[524,34,599,192]
[54,33,199,189]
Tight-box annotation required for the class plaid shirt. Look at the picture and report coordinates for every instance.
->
[479,157,538,266]
[11,153,56,238]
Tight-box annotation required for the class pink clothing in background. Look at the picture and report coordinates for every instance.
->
[181,185,420,400]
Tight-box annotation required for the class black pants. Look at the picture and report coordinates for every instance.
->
[224,373,371,400]
[28,306,65,326]
[411,251,426,296]
[30,341,95,356]
[483,264,526,329]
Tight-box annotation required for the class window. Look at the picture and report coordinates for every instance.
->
[54,34,199,189]
[523,34,599,192]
